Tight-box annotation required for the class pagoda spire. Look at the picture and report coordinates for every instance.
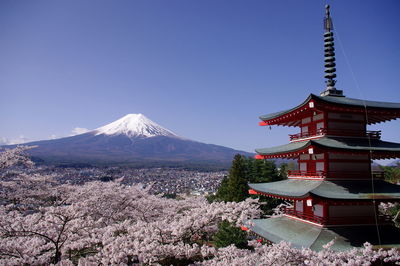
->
[320,5,344,97]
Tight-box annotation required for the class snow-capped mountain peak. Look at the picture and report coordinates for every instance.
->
[94,114,178,138]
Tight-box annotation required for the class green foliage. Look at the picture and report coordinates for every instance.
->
[99,175,114,182]
[214,176,230,201]
[213,154,285,203]
[205,194,217,203]
[386,204,400,228]
[162,193,177,199]
[258,196,285,215]
[278,163,289,179]
[227,155,249,202]
[213,221,248,249]
[381,166,400,184]
[246,157,279,183]
[214,155,249,202]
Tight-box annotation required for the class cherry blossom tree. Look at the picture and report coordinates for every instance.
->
[0,147,260,264]
[0,182,260,264]
[201,240,400,266]
[0,146,34,170]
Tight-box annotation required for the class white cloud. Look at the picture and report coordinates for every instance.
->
[0,135,31,145]
[1,127,92,146]
[70,127,90,136]
[0,137,9,145]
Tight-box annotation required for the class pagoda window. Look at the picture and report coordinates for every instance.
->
[301,126,308,134]
[313,204,323,217]
[313,113,324,121]
[316,122,324,131]
[300,154,310,160]
[302,117,312,124]
[314,153,324,160]
[297,153,325,174]
[295,200,303,212]
[316,162,324,172]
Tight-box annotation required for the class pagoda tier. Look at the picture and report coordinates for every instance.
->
[255,137,400,160]
[251,132,400,227]
[255,137,400,180]
[249,179,400,226]
[259,94,400,128]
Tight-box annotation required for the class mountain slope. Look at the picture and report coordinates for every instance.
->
[10,114,252,166]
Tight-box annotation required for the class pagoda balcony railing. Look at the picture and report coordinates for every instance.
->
[287,170,385,179]
[287,170,326,178]
[289,128,381,141]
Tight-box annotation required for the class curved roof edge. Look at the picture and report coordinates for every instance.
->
[259,94,400,123]
[249,179,400,200]
[255,137,400,157]
[249,180,320,198]
[259,94,312,121]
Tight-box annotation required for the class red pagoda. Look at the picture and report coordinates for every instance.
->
[244,5,400,251]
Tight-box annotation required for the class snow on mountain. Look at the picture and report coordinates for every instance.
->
[94,114,178,138]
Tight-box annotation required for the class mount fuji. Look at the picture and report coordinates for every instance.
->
[13,114,252,167]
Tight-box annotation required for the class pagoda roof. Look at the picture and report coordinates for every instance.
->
[249,179,320,199]
[259,94,400,126]
[255,137,400,159]
[246,216,400,251]
[248,179,400,200]
[317,94,400,109]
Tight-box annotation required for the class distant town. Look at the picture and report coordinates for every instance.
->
[5,165,226,195]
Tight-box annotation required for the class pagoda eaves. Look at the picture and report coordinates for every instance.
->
[249,179,400,200]
[259,94,400,127]
[255,137,400,160]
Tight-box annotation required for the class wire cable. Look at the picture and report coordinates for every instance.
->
[332,9,382,247]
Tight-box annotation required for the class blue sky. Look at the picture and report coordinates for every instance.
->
[1,0,399,158]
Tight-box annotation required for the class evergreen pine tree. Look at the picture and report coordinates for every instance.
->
[227,154,248,202]
[213,155,284,204]
[213,220,248,249]
[214,176,229,202]
[278,163,289,180]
